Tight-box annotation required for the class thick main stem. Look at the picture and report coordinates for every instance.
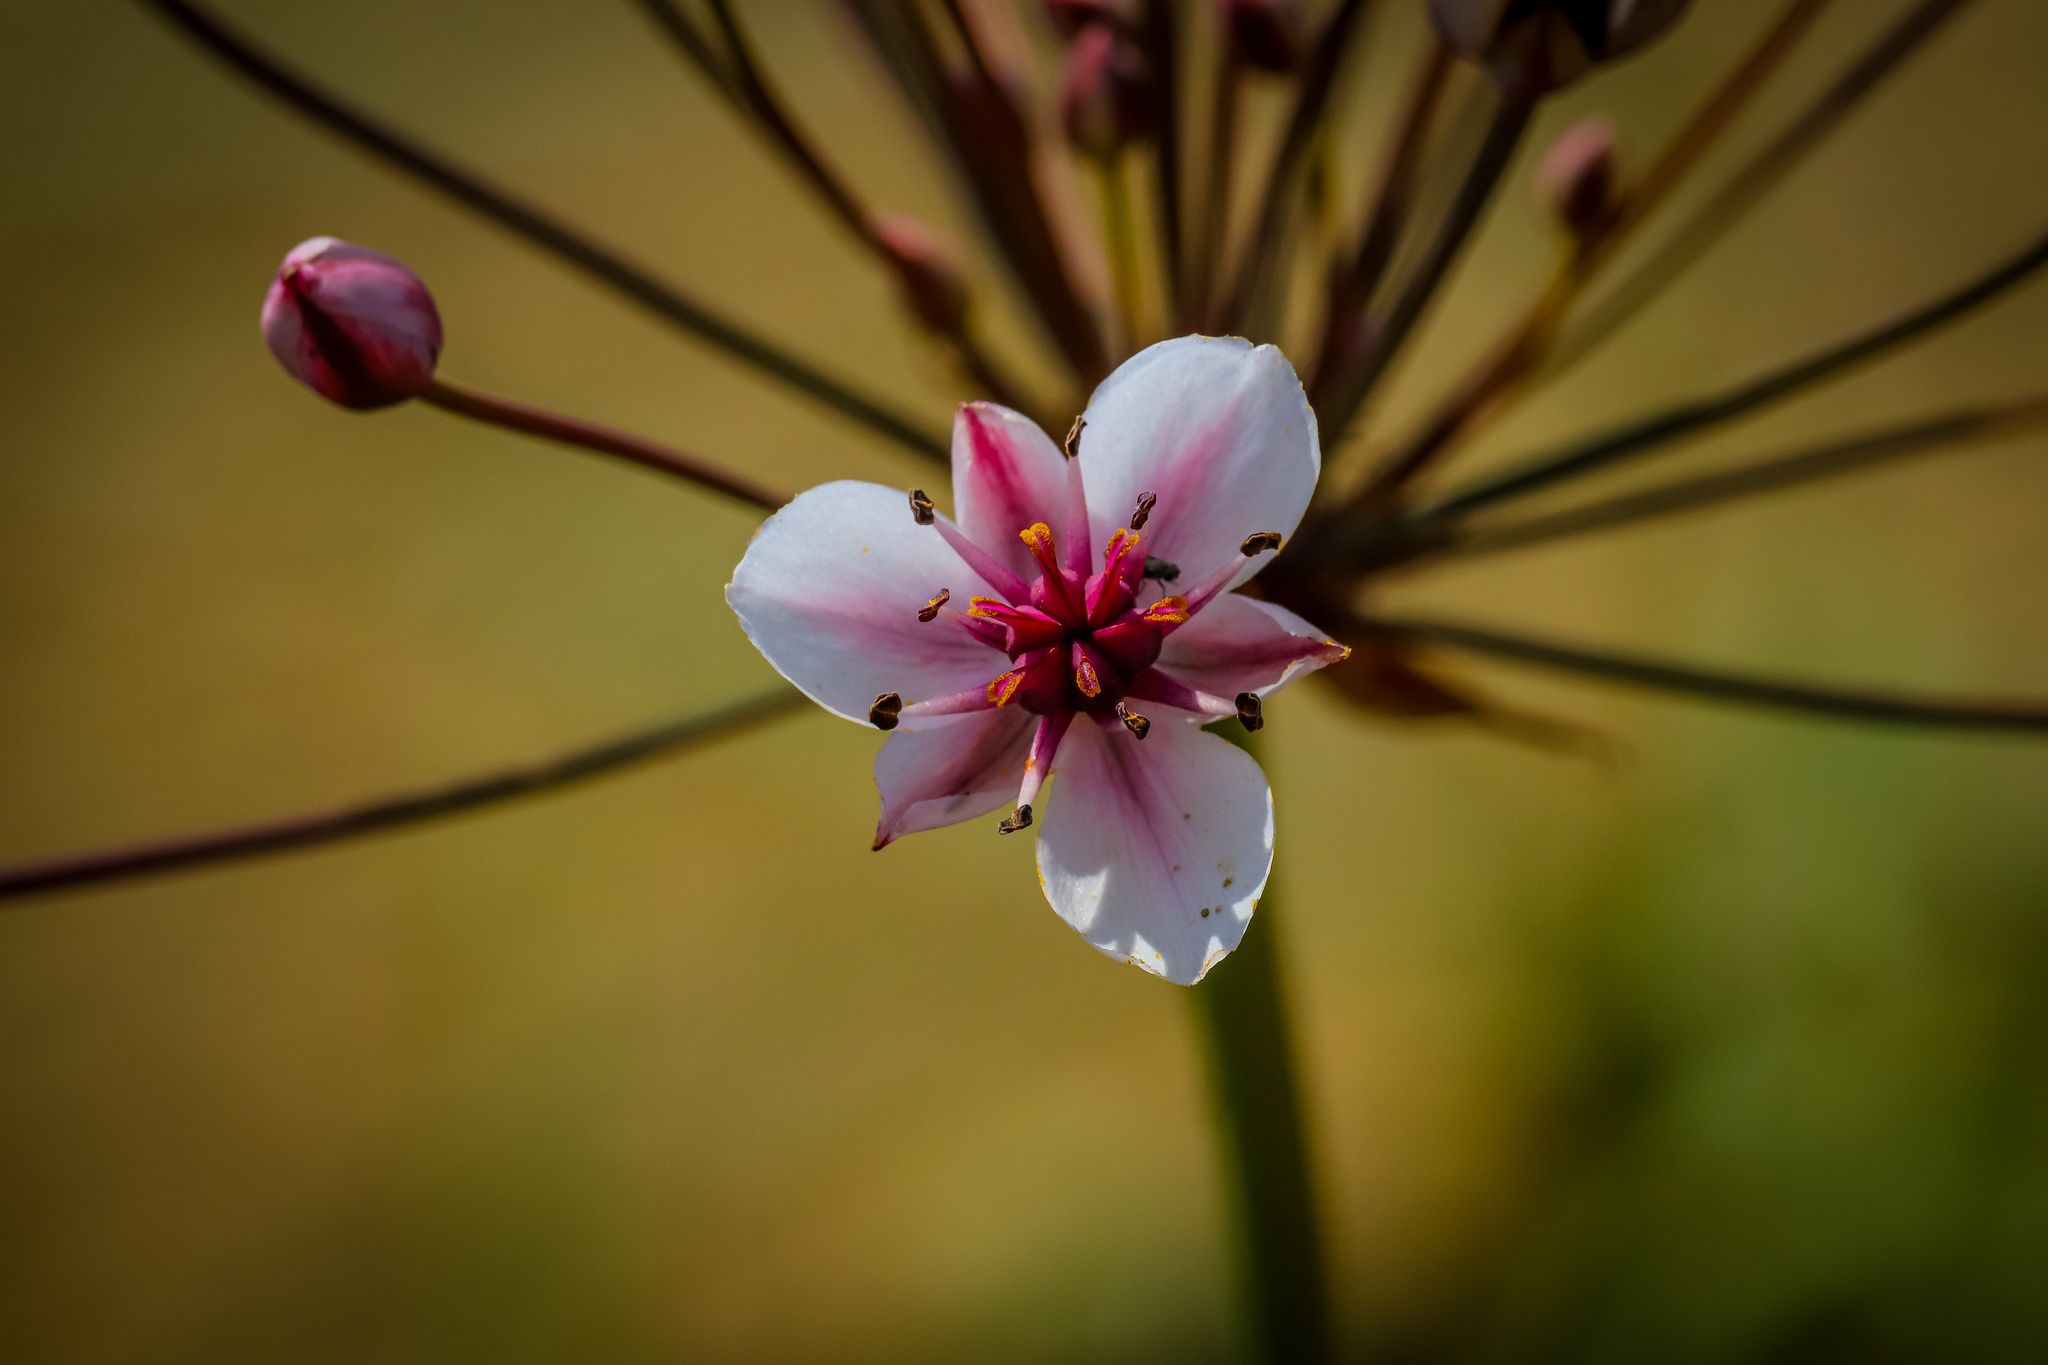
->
[1192,720,1330,1364]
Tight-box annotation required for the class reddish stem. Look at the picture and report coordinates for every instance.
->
[420,378,789,511]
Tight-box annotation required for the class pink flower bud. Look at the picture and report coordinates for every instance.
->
[1060,22,1153,161]
[260,237,443,410]
[1226,0,1300,74]
[871,214,969,335]
[1533,114,1619,239]
[1427,0,1690,98]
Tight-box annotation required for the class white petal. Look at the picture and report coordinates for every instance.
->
[951,401,1071,583]
[1157,594,1349,700]
[727,481,1005,725]
[1078,336,1318,593]
[872,706,1036,849]
[1036,716,1274,985]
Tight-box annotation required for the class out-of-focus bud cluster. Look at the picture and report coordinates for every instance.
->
[1533,113,1620,242]
[1043,0,1127,40]
[1048,2,1152,160]
[1226,0,1300,74]
[1427,0,1690,98]
[260,237,441,410]
[870,213,969,335]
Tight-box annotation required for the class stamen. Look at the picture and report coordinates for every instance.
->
[1130,491,1156,531]
[933,514,1031,604]
[1138,596,1190,626]
[1236,692,1265,731]
[1142,556,1180,583]
[1240,531,1283,556]
[998,805,1033,834]
[1020,522,1088,622]
[902,682,1001,718]
[987,667,1027,707]
[869,692,903,730]
[1126,670,1237,717]
[909,488,936,525]
[1115,702,1151,739]
[1012,713,1072,820]
[917,588,951,622]
[1075,653,1102,698]
[1061,457,1093,576]
[1063,415,1086,459]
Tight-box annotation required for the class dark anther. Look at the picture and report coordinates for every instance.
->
[998,804,1034,834]
[1130,490,1157,530]
[869,692,903,730]
[1116,703,1151,739]
[1141,556,1180,583]
[1064,415,1087,459]
[1235,692,1264,731]
[917,588,951,622]
[1240,531,1283,556]
[908,488,936,525]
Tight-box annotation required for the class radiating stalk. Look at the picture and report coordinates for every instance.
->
[421,379,789,510]
[1193,720,1331,1365]
[1544,0,1980,380]
[643,0,1036,413]
[1415,395,2048,566]
[1219,0,1374,336]
[1348,0,1839,499]
[1101,154,1145,354]
[139,0,951,465]
[1309,220,2048,568]
[0,689,807,903]
[1314,85,1532,445]
[1360,615,2048,732]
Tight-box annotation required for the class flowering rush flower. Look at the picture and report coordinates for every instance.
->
[728,337,1346,983]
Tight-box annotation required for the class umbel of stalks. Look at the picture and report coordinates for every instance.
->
[1428,0,1692,97]
[259,236,442,410]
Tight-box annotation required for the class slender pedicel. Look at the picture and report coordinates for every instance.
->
[1130,491,1157,530]
[917,589,951,622]
[931,515,1033,604]
[1126,670,1240,717]
[908,488,937,525]
[1002,712,1073,834]
[1178,532,1286,619]
[1115,702,1152,739]
[143,0,951,463]
[869,693,903,730]
[1236,692,1265,731]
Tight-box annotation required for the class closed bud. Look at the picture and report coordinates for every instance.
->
[1060,22,1153,160]
[872,214,968,335]
[1426,0,1690,98]
[260,236,442,410]
[1226,0,1300,74]
[1043,0,1125,41]
[1533,114,1619,240]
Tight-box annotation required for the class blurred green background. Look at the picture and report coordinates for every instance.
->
[4,1,2047,1360]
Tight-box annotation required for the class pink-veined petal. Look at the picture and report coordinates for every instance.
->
[952,401,1069,583]
[873,706,1037,848]
[1078,336,1318,595]
[1036,716,1273,985]
[1155,593,1349,700]
[727,481,1004,725]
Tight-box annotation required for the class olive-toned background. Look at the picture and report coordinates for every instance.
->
[4,1,2046,1360]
